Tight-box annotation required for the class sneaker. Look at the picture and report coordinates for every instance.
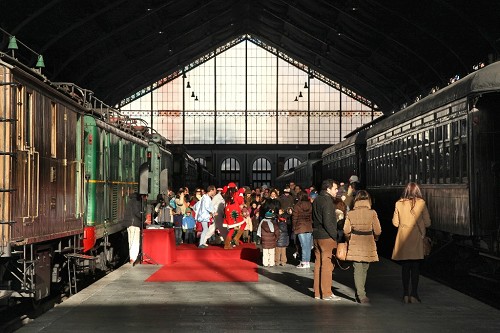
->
[360,297,370,304]
[323,294,342,301]
[314,296,321,300]
[296,262,310,268]
[198,244,208,249]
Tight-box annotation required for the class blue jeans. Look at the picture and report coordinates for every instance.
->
[298,232,313,262]
[174,227,183,245]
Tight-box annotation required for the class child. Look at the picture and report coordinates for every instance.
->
[257,211,280,267]
[250,200,260,244]
[275,209,290,266]
[241,207,252,243]
[182,208,196,244]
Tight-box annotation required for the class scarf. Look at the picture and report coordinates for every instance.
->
[257,218,274,237]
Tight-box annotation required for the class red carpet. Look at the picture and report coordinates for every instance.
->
[146,243,260,282]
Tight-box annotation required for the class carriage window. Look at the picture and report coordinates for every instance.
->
[452,141,460,182]
[451,121,459,139]
[22,91,33,148]
[436,126,443,141]
[443,123,449,141]
[460,140,467,182]
[428,129,435,184]
[460,119,467,137]
[51,102,57,158]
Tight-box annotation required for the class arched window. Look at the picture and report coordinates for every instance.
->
[284,157,301,170]
[195,157,206,167]
[221,157,240,184]
[252,158,271,188]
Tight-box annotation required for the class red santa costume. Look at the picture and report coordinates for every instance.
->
[222,183,246,249]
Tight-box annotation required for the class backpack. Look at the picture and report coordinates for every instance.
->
[169,198,177,210]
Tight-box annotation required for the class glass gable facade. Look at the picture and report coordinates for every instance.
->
[120,35,382,145]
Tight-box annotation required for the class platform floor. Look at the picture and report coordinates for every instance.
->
[17,250,500,333]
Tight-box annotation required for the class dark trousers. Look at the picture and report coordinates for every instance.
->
[184,228,196,244]
[401,260,420,297]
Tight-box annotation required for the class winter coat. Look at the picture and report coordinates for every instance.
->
[174,194,185,215]
[391,198,431,260]
[312,191,337,240]
[292,200,313,234]
[343,199,381,262]
[259,218,280,249]
[278,194,295,212]
[276,219,289,247]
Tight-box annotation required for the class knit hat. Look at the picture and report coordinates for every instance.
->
[228,182,237,188]
[265,210,274,218]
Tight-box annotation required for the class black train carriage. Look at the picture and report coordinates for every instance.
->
[294,153,322,190]
[364,61,500,259]
[170,144,198,192]
[275,167,295,191]
[322,130,368,187]
[1,58,86,302]
[197,162,215,190]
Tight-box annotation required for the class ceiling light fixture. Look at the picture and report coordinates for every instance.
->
[191,91,195,97]
[304,82,308,89]
[299,91,303,98]
[294,96,298,102]
[186,81,191,88]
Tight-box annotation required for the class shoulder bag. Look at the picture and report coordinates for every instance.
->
[416,223,432,257]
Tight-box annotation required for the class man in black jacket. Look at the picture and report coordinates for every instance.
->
[124,192,145,265]
[312,179,340,300]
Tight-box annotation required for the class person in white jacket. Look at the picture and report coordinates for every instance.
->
[196,185,217,248]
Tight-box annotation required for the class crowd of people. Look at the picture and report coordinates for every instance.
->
[124,176,431,305]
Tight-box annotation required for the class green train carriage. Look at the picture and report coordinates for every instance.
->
[83,115,149,268]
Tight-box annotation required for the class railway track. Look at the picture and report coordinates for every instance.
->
[0,267,109,332]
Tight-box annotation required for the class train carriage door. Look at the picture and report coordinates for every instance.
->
[64,107,83,221]
[15,86,39,233]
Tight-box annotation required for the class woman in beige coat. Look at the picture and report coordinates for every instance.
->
[391,182,431,304]
[343,190,382,304]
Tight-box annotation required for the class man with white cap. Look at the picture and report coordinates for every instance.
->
[344,175,360,210]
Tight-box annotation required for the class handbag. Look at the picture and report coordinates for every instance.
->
[336,242,348,261]
[416,223,432,257]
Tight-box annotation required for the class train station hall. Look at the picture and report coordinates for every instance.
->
[1,1,500,332]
